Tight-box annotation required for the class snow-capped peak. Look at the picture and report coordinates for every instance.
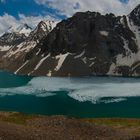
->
[131,4,140,16]
[37,21,50,32]
[32,20,58,35]
[44,20,58,31]
[16,23,32,36]
[7,23,32,36]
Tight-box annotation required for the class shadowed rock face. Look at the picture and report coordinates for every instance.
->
[0,33,26,46]
[0,20,57,75]
[20,5,140,77]
[0,5,140,77]
[129,5,140,26]
[39,12,136,55]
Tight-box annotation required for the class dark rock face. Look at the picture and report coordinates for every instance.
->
[21,6,140,77]
[0,20,57,74]
[0,33,26,46]
[1,5,140,77]
[129,4,140,26]
[29,21,52,42]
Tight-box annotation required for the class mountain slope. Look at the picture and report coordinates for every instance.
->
[1,5,140,77]
[0,20,57,73]
[0,23,32,52]
[8,23,32,37]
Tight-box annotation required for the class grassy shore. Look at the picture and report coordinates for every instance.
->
[1,111,140,127]
[0,112,139,140]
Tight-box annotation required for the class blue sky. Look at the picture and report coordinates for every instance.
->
[0,0,139,34]
[0,0,64,19]
[0,0,136,19]
[120,0,128,3]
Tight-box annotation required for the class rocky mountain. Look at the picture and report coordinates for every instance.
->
[8,23,32,36]
[0,23,32,52]
[0,33,26,51]
[0,5,140,77]
[0,20,57,73]
[29,20,57,42]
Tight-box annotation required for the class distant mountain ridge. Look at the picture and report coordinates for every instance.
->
[0,20,57,73]
[7,23,32,36]
[0,5,140,77]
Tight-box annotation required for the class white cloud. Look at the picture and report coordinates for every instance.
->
[0,13,57,35]
[0,0,139,35]
[0,13,19,35]
[35,0,140,17]
[18,14,57,27]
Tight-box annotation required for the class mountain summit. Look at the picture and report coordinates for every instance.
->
[29,20,57,42]
[0,6,140,77]
[7,23,32,36]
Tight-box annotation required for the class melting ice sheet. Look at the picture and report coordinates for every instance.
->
[1,76,140,104]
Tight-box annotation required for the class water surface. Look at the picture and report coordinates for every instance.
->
[0,71,140,118]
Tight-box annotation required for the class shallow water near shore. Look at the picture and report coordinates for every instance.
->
[0,71,140,118]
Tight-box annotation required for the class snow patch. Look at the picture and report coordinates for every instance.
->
[36,48,41,55]
[116,54,134,66]
[33,20,57,34]
[99,31,109,36]
[34,54,50,71]
[8,24,32,37]
[15,60,29,74]
[82,57,87,64]
[44,20,58,31]
[121,37,131,55]
[132,62,140,72]
[55,53,69,71]
[89,57,96,67]
[127,16,140,48]
[107,63,116,75]
[0,46,11,51]
[89,62,95,67]
[4,41,36,58]
[47,70,52,77]
[74,50,85,59]
[89,57,96,61]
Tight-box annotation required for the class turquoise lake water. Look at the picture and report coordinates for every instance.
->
[0,71,140,118]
